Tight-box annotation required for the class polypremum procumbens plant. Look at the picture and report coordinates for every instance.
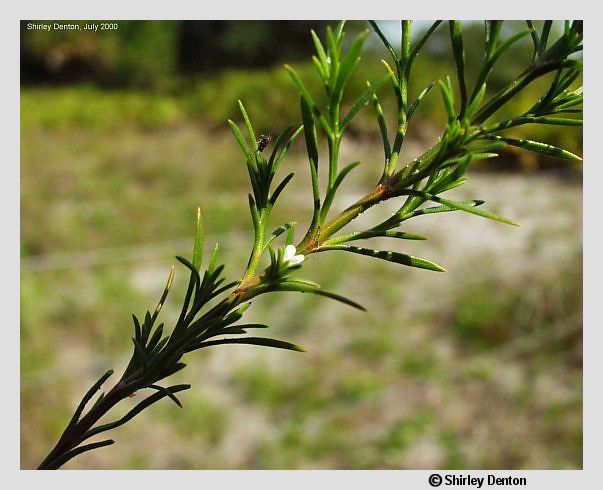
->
[37,20,582,469]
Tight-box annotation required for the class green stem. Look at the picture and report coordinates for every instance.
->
[327,134,341,191]
[241,210,268,283]
[298,183,388,254]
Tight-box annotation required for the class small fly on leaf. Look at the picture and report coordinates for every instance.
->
[257,134,272,152]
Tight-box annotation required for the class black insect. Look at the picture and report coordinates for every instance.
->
[257,134,272,152]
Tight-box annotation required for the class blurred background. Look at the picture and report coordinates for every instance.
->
[21,20,582,469]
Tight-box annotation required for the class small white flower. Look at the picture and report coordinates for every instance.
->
[283,244,305,266]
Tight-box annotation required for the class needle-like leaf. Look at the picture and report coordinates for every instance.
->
[197,337,306,352]
[341,73,391,130]
[486,135,582,160]
[401,189,520,226]
[319,244,446,272]
[192,207,204,270]
[449,21,467,117]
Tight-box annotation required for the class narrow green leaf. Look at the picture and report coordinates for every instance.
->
[440,153,498,169]
[198,337,306,352]
[534,117,582,126]
[526,20,539,59]
[146,323,164,351]
[148,384,184,408]
[44,439,115,470]
[466,141,507,153]
[438,77,455,123]
[380,59,400,94]
[341,73,391,130]
[325,230,429,245]
[265,221,295,248]
[160,362,187,379]
[248,194,261,230]
[150,265,174,324]
[467,82,486,118]
[555,73,582,98]
[271,125,303,174]
[208,242,220,274]
[320,161,361,223]
[312,58,327,87]
[148,337,169,357]
[245,159,261,204]
[471,30,531,105]
[550,108,582,116]
[266,124,293,167]
[369,21,399,71]
[515,116,582,127]
[67,369,114,429]
[539,21,553,55]
[281,277,321,289]
[370,90,391,162]
[132,337,148,370]
[449,21,467,117]
[430,155,474,193]
[285,65,318,111]
[209,280,240,300]
[320,244,446,272]
[83,385,191,441]
[407,81,435,121]
[400,21,412,63]
[311,30,329,77]
[218,327,247,336]
[176,255,201,286]
[192,207,204,270]
[132,314,141,342]
[228,119,254,167]
[554,90,583,109]
[402,189,520,226]
[408,21,443,71]
[491,30,532,67]
[326,25,339,63]
[335,21,346,44]
[369,231,429,241]
[228,323,269,330]
[334,31,367,98]
[237,100,258,152]
[269,172,295,205]
[268,244,277,267]
[300,97,319,168]
[405,199,485,219]
[433,177,467,193]
[325,26,340,91]
[485,21,503,59]
[286,222,296,245]
[142,311,153,343]
[273,282,366,311]
[486,135,582,160]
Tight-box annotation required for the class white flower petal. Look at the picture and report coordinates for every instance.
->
[289,254,305,265]
[284,245,297,261]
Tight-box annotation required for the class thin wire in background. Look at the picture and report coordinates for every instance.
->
[20,231,248,274]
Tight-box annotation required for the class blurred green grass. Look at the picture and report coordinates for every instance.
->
[21,53,582,158]
[21,72,582,469]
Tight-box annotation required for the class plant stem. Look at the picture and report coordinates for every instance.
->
[297,183,388,254]
[241,210,268,283]
[327,134,341,192]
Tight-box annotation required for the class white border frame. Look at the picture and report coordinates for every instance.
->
[6,2,599,488]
